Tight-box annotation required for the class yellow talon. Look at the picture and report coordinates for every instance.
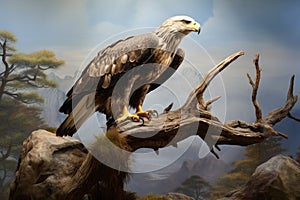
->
[128,113,140,122]
[116,106,158,124]
[135,105,158,120]
[116,107,141,123]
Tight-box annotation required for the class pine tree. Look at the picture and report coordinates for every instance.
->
[0,30,63,198]
[175,175,211,200]
[211,136,286,199]
[0,30,64,104]
[0,98,45,198]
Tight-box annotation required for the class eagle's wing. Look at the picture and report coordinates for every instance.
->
[129,48,185,109]
[148,48,184,92]
[59,33,159,114]
[57,33,159,136]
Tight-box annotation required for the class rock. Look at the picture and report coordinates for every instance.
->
[9,130,194,200]
[9,130,88,200]
[223,155,300,200]
[11,130,299,200]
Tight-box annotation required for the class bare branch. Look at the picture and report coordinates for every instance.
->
[210,147,220,159]
[163,102,173,113]
[203,96,221,110]
[116,107,291,155]
[247,54,263,122]
[11,52,299,199]
[184,51,244,110]
[104,52,298,158]
[246,73,254,87]
[215,144,221,151]
[287,112,300,122]
[263,75,298,126]
[287,75,295,100]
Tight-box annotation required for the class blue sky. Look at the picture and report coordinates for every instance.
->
[1,0,300,163]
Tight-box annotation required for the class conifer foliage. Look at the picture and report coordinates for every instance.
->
[0,30,63,198]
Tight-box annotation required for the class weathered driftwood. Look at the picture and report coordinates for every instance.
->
[18,52,298,199]
[115,52,298,157]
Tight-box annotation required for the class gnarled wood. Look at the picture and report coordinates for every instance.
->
[112,52,298,155]
[64,52,298,197]
[57,52,299,199]
[247,54,263,122]
[16,52,298,199]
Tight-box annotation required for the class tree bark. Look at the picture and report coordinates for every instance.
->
[10,52,299,199]
[57,51,299,198]
[0,39,10,101]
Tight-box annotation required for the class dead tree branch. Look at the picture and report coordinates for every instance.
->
[113,51,298,153]
[247,54,263,122]
[58,51,299,198]
[184,51,244,110]
[263,75,298,126]
[288,112,300,122]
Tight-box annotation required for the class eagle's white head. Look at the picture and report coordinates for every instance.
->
[155,15,201,51]
[158,15,201,35]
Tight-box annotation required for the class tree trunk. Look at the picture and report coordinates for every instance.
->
[0,40,9,101]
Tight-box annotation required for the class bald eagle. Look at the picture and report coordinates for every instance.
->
[56,16,201,136]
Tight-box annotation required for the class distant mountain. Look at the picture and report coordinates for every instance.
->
[39,72,78,127]
[39,88,66,127]
[126,142,231,195]
[47,72,78,92]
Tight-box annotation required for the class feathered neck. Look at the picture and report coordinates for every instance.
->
[154,27,185,53]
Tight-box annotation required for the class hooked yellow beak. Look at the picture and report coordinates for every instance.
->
[187,21,201,34]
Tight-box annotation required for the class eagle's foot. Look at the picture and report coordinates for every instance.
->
[128,113,143,123]
[116,113,140,122]
[116,107,144,125]
[134,105,158,121]
[115,107,157,125]
[135,109,158,120]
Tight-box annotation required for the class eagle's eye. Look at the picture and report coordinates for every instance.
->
[181,19,192,24]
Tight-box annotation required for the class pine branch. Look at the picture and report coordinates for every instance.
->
[3,91,43,104]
